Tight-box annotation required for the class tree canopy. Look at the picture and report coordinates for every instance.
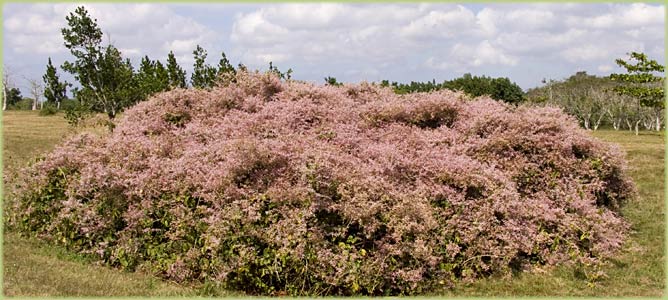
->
[61,6,139,120]
[382,74,525,104]
[166,51,187,89]
[610,52,664,109]
[42,57,69,107]
[190,45,217,89]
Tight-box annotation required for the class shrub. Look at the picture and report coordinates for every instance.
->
[6,70,635,296]
[8,98,33,110]
[39,103,59,116]
[60,99,80,111]
[63,102,93,127]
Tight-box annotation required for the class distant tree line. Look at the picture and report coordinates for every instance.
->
[378,74,525,104]
[321,74,526,105]
[526,52,664,135]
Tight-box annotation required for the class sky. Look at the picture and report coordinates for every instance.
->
[2,2,665,95]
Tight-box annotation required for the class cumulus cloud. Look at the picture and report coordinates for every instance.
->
[228,3,664,80]
[427,40,518,71]
[399,5,478,39]
[4,3,216,59]
[2,3,664,90]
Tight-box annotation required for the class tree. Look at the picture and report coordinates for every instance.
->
[2,67,13,110]
[324,76,342,86]
[4,87,22,108]
[136,55,170,99]
[217,51,236,84]
[268,61,292,80]
[489,77,525,104]
[101,45,140,117]
[527,72,623,131]
[42,57,69,109]
[166,51,187,89]
[26,78,44,110]
[61,6,140,124]
[191,45,217,89]
[610,52,665,134]
[155,61,169,91]
[442,73,525,104]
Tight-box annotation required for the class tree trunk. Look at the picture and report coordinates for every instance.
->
[612,119,620,130]
[635,120,640,136]
[2,87,6,111]
[57,101,61,109]
[593,114,604,131]
[656,115,662,132]
[642,118,652,130]
[32,99,37,110]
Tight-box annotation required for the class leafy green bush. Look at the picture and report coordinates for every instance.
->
[39,103,59,116]
[8,98,33,110]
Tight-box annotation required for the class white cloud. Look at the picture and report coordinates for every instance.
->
[399,5,477,39]
[427,40,518,71]
[476,7,558,36]
[228,3,663,81]
[4,3,216,60]
[229,4,454,69]
[597,64,613,72]
[2,3,664,90]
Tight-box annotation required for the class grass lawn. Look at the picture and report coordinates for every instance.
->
[2,110,664,297]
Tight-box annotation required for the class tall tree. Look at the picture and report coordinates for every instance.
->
[42,57,69,109]
[191,45,216,89]
[94,45,140,119]
[217,51,236,77]
[166,51,187,89]
[26,78,44,110]
[136,55,170,99]
[155,61,169,90]
[610,52,665,134]
[61,6,139,123]
[216,51,236,85]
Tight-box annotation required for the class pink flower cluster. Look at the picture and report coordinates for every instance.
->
[7,71,635,295]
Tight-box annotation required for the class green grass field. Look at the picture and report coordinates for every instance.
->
[2,111,664,297]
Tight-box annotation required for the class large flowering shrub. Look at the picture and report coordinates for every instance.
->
[6,71,635,295]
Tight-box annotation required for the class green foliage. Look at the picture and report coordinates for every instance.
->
[267,61,292,80]
[39,103,59,116]
[191,45,217,89]
[97,45,141,119]
[136,55,170,99]
[63,100,93,126]
[610,52,665,109]
[16,167,73,235]
[60,98,80,111]
[4,87,23,107]
[217,51,237,85]
[7,97,32,110]
[60,6,141,121]
[166,51,187,89]
[324,76,342,86]
[384,74,525,104]
[42,57,69,107]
